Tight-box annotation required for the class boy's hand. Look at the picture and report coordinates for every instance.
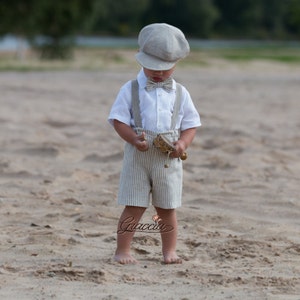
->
[170,140,186,159]
[134,132,149,152]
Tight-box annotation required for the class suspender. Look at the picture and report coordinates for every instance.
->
[131,79,143,129]
[131,79,182,130]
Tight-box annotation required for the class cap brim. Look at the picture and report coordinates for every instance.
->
[135,52,176,71]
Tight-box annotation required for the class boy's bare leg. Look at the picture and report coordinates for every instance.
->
[155,207,182,264]
[114,206,146,264]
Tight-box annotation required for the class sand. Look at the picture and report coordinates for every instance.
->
[0,54,300,299]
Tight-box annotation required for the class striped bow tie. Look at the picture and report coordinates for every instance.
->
[146,77,173,92]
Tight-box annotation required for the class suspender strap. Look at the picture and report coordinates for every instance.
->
[170,83,182,130]
[131,79,182,131]
[131,79,143,128]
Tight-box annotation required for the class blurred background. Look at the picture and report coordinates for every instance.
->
[0,0,300,65]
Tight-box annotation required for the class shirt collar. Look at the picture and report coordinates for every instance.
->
[137,68,176,91]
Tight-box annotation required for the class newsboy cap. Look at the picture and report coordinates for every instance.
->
[135,23,190,71]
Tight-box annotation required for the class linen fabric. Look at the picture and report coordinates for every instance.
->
[135,23,190,71]
[108,69,201,133]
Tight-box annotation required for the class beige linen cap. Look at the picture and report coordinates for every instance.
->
[135,23,190,71]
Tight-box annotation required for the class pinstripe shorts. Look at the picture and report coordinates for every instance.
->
[117,129,183,209]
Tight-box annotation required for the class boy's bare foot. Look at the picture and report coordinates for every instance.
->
[163,252,182,264]
[114,253,138,264]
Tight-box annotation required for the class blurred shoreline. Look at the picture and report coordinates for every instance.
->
[1,34,300,52]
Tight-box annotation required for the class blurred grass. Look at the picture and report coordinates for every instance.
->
[183,44,300,67]
[214,47,300,63]
[1,44,300,71]
[0,48,132,71]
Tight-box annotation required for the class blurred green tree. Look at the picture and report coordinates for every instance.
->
[185,0,220,37]
[31,0,94,59]
[0,0,36,58]
[0,1,34,35]
[286,0,300,36]
[213,0,263,37]
[90,0,150,35]
[213,0,294,39]
[260,0,288,38]
[1,0,299,60]
[0,0,94,59]
[142,0,219,37]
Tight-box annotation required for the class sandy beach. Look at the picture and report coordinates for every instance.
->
[0,52,300,299]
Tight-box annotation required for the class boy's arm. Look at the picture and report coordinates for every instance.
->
[178,127,197,148]
[171,127,197,158]
[113,119,149,152]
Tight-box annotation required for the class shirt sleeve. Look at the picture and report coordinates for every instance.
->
[179,86,201,131]
[108,81,133,127]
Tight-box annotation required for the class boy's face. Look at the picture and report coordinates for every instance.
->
[144,66,175,82]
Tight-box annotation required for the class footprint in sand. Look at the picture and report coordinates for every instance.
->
[83,152,123,163]
[17,146,59,158]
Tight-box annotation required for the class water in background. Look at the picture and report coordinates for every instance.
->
[0,35,29,51]
[1,34,300,52]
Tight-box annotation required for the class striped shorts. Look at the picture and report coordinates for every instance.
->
[117,130,183,209]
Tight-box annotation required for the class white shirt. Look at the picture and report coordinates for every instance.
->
[108,69,201,132]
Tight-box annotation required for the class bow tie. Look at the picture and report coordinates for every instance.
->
[146,77,173,92]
